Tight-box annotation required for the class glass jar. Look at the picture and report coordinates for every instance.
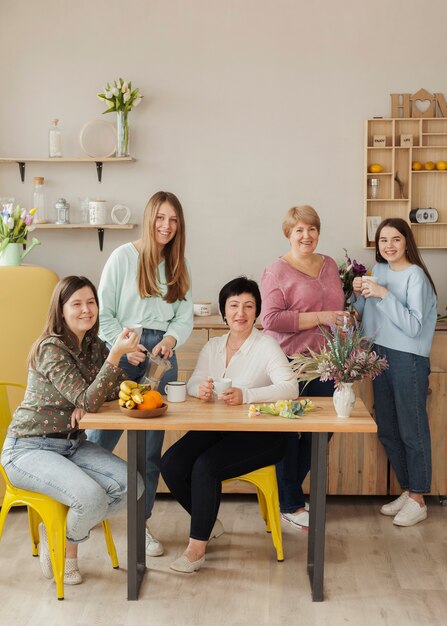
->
[48,118,62,158]
[54,198,70,224]
[32,177,47,223]
[368,177,380,199]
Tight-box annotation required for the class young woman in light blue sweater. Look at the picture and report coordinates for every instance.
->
[353,218,437,527]
[87,191,193,556]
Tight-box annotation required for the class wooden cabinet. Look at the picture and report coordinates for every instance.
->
[365,118,447,248]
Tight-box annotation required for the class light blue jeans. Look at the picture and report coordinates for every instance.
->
[87,329,178,519]
[1,436,128,543]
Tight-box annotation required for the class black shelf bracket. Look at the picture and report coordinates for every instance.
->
[18,161,26,182]
[95,161,103,183]
[97,228,105,251]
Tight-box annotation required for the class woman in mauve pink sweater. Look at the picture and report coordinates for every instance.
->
[261,205,347,530]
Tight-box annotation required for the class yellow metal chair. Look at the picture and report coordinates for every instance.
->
[0,381,119,600]
[223,465,284,561]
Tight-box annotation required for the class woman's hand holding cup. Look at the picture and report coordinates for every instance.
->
[361,276,387,300]
[198,378,214,402]
[108,327,140,365]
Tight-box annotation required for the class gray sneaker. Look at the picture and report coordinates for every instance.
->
[145,526,164,556]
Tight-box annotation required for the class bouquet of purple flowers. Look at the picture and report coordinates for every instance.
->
[338,248,367,308]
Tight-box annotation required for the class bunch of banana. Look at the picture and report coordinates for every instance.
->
[118,380,148,409]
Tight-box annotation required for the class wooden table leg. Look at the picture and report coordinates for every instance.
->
[307,431,328,602]
[127,430,146,600]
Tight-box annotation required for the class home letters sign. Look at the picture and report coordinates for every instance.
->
[391,88,447,118]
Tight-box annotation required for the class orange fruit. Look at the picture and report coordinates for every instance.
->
[368,163,383,173]
[149,390,164,408]
[137,392,158,410]
[436,160,447,170]
[425,161,435,170]
[412,161,422,170]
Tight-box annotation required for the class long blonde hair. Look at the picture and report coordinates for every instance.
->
[137,191,189,302]
[28,276,99,369]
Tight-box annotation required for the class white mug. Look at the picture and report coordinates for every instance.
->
[362,276,379,285]
[165,381,186,402]
[213,378,232,398]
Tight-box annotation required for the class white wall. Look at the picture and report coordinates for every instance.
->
[1,0,446,312]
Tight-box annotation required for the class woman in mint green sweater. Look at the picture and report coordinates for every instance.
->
[87,191,193,556]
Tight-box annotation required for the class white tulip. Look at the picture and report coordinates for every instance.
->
[123,92,131,103]
[122,82,128,93]
[133,97,142,107]
[7,217,14,229]
[105,90,113,98]
[112,87,119,96]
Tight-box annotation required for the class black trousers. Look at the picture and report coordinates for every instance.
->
[160,430,287,541]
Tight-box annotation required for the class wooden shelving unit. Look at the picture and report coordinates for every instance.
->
[364,118,447,248]
[0,156,135,182]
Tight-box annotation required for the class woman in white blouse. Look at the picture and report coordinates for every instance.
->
[161,276,297,573]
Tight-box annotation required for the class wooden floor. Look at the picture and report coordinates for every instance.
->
[0,495,446,626]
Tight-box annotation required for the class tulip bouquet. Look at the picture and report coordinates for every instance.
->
[338,248,367,308]
[290,322,388,390]
[97,78,143,157]
[0,203,38,253]
[97,78,143,113]
[248,399,314,419]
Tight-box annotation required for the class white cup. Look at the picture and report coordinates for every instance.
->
[213,378,232,398]
[127,324,143,341]
[165,381,186,402]
[362,276,379,285]
[194,302,212,316]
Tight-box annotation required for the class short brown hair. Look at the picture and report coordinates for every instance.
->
[282,205,321,238]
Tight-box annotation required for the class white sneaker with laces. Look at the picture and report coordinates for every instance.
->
[145,526,164,556]
[380,491,409,516]
[281,510,309,530]
[393,497,427,527]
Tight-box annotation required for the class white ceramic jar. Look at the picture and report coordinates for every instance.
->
[89,200,107,225]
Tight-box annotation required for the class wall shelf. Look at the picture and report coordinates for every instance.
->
[0,156,135,183]
[364,118,447,248]
[34,223,136,251]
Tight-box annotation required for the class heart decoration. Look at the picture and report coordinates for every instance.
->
[414,99,432,114]
[111,204,131,225]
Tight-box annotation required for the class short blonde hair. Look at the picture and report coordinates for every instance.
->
[282,205,321,238]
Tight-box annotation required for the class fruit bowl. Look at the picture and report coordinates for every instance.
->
[119,403,168,418]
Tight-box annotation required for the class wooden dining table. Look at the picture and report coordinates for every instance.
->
[81,396,376,602]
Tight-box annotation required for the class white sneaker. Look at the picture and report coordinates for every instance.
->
[145,526,164,556]
[281,510,309,530]
[64,558,83,585]
[393,498,427,527]
[380,491,409,516]
[38,523,53,579]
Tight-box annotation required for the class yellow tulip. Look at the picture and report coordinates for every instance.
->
[29,207,38,215]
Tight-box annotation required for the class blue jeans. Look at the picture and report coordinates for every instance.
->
[1,436,128,543]
[87,329,178,519]
[276,378,334,512]
[373,345,432,494]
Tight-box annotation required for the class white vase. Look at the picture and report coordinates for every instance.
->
[333,383,356,418]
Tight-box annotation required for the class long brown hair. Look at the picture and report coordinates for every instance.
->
[375,218,437,295]
[28,276,99,369]
[137,191,189,302]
